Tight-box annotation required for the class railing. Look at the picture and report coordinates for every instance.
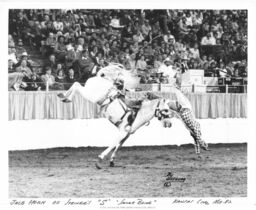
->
[10,81,247,93]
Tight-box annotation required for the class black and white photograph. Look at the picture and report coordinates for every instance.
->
[1,0,256,209]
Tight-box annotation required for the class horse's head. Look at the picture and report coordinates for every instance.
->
[156,99,172,116]
[155,99,174,128]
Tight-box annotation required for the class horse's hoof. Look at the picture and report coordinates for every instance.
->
[62,98,72,103]
[197,154,202,159]
[95,157,103,169]
[201,146,211,151]
[109,161,115,167]
[57,93,65,99]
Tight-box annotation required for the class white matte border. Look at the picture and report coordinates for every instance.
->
[0,0,256,210]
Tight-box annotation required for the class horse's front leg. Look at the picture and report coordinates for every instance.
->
[109,132,130,167]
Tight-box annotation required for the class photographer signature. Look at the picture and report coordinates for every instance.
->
[164,172,186,187]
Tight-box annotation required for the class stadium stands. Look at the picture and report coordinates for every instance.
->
[8,9,247,92]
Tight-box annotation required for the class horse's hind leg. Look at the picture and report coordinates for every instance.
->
[58,82,82,101]
[64,82,85,100]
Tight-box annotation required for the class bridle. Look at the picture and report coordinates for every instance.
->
[154,99,173,120]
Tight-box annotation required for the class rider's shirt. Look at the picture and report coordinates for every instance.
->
[173,88,192,110]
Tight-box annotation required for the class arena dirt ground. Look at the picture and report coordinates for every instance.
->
[9,143,247,198]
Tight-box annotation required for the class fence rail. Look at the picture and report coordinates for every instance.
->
[11,81,247,93]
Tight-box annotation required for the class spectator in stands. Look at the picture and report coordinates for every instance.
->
[122,24,134,43]
[110,39,120,55]
[15,52,34,70]
[133,30,144,44]
[109,14,123,29]
[102,42,111,58]
[180,56,189,73]
[192,11,203,26]
[55,69,66,90]
[136,55,147,71]
[15,39,26,58]
[54,35,67,62]
[65,43,77,69]
[45,32,56,56]
[206,61,219,77]
[218,61,228,78]
[22,73,43,91]
[141,19,151,36]
[189,43,200,60]
[233,68,240,77]
[127,53,137,74]
[198,55,208,70]
[65,68,77,89]
[8,59,15,73]
[41,66,55,89]
[201,32,216,45]
[178,17,189,39]
[174,38,186,53]
[154,54,163,70]
[98,32,108,47]
[8,9,248,90]
[15,59,33,77]
[208,55,217,67]
[53,63,64,77]
[53,16,64,32]
[73,50,94,82]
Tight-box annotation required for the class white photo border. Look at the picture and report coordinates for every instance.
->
[0,0,256,209]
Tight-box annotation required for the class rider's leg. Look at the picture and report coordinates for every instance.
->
[179,108,208,154]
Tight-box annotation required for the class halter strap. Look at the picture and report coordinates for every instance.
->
[154,99,162,119]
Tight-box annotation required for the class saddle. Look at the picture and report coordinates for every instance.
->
[124,99,143,110]
[119,92,161,126]
[122,92,160,110]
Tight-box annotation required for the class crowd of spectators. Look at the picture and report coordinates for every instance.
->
[8,9,247,91]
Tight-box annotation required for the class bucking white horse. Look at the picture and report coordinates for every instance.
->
[57,63,209,169]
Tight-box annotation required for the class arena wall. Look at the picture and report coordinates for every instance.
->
[8,118,247,150]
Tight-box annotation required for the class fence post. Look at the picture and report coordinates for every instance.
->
[46,81,49,92]
[225,85,228,93]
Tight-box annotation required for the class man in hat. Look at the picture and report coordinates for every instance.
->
[15,51,34,72]
[157,57,177,85]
